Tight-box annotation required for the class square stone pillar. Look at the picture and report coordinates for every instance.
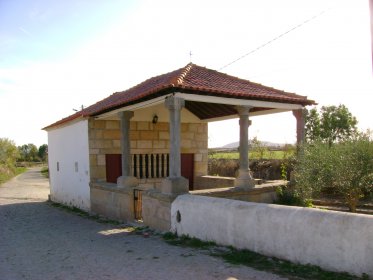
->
[141,96,188,232]
[234,106,255,189]
[117,111,138,188]
[161,96,189,194]
[293,109,305,145]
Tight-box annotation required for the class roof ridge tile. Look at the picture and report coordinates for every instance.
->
[170,63,193,86]
[172,63,193,86]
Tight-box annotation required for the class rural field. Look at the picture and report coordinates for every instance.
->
[209,150,294,160]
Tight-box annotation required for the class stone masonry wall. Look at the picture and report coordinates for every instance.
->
[88,119,208,187]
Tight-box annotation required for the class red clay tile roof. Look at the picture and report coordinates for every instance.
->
[43,63,315,129]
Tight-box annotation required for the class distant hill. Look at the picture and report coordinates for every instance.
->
[221,140,285,149]
[221,141,240,149]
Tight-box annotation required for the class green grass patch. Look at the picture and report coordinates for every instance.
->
[219,248,365,280]
[209,150,293,160]
[0,166,27,185]
[163,233,216,249]
[40,167,49,178]
[163,232,368,280]
[15,167,26,175]
[209,152,239,159]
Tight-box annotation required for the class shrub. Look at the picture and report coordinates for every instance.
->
[208,158,292,180]
[251,137,268,160]
[275,185,313,207]
[0,138,19,168]
[208,158,239,177]
[293,135,373,212]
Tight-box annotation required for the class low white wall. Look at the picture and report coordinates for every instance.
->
[48,120,90,211]
[171,195,373,277]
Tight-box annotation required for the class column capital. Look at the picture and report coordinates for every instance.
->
[236,105,253,116]
[292,108,306,145]
[292,108,306,120]
[165,96,185,111]
[118,111,134,120]
[239,119,253,126]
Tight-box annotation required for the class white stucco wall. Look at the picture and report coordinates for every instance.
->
[47,120,90,211]
[171,195,373,277]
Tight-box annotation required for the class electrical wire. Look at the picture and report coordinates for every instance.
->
[219,8,330,71]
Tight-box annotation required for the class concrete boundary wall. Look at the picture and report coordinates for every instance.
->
[171,195,373,277]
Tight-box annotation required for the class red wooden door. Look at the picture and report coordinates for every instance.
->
[181,153,194,190]
[105,154,122,183]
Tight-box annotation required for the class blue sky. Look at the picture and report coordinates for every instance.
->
[0,0,372,147]
[0,1,134,67]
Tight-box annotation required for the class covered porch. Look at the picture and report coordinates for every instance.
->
[85,63,314,230]
[89,98,308,231]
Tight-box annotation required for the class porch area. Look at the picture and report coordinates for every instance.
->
[88,95,302,231]
[83,64,313,231]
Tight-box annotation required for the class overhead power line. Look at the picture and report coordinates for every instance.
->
[219,8,329,71]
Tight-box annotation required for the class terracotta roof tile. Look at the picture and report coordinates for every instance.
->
[43,63,315,129]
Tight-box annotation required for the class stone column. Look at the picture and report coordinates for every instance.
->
[161,96,188,194]
[292,109,305,145]
[234,106,255,189]
[117,111,138,188]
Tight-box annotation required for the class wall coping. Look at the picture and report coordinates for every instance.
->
[90,181,144,194]
[190,180,286,196]
[143,189,179,203]
[199,175,235,180]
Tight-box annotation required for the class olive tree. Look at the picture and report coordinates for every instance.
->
[294,134,373,212]
[0,138,19,173]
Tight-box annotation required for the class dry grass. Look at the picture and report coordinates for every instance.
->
[0,166,27,185]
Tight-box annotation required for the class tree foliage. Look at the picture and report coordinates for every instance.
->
[18,144,39,162]
[305,105,358,145]
[38,144,48,162]
[293,134,373,212]
[0,138,19,168]
[251,137,268,160]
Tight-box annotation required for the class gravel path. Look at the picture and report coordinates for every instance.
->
[0,168,286,280]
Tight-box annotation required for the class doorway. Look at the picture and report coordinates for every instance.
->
[181,153,194,190]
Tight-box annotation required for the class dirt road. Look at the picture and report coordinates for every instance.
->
[0,168,285,280]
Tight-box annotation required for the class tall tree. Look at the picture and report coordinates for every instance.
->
[305,105,358,145]
[304,108,321,143]
[18,145,29,162]
[38,144,48,162]
[18,144,40,162]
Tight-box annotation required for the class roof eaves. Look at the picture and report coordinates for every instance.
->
[175,85,316,106]
[89,85,177,117]
[42,114,87,131]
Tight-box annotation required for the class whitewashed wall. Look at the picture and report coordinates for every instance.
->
[171,195,373,277]
[48,120,90,210]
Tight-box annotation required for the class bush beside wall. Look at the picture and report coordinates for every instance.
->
[208,159,293,180]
